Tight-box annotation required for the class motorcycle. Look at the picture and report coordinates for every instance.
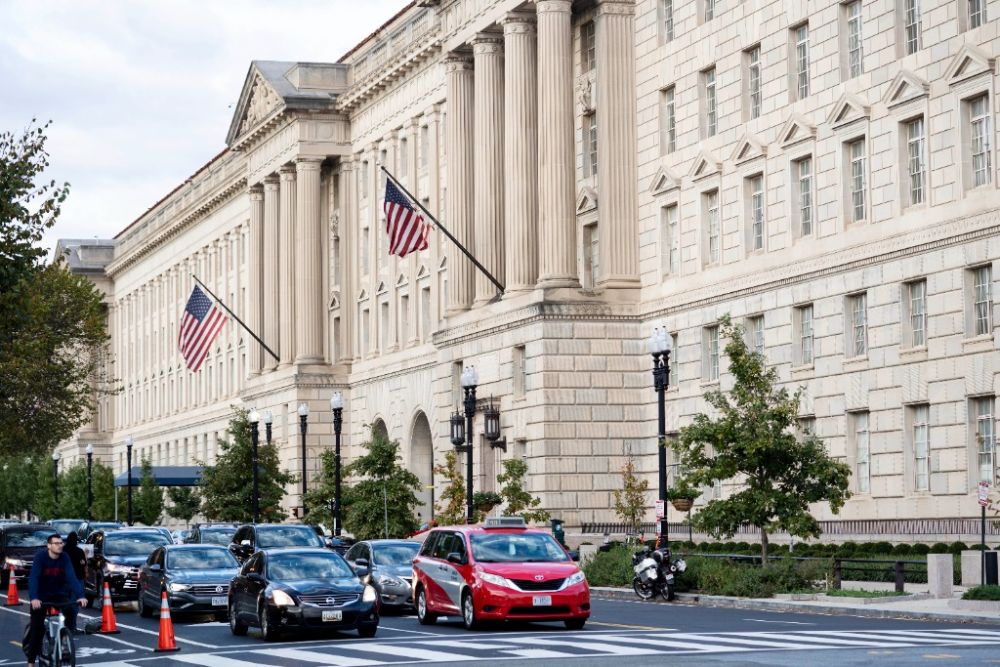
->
[632,546,686,601]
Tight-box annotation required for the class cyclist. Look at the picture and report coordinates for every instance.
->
[25,533,87,667]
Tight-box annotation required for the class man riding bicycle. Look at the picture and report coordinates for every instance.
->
[25,533,87,667]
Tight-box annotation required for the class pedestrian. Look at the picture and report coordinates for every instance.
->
[25,533,87,667]
[63,531,87,630]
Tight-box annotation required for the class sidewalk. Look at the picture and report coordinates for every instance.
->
[591,581,1000,625]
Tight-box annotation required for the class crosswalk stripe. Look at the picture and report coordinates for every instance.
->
[638,633,833,650]
[503,648,586,658]
[257,647,384,665]
[337,643,477,661]
[500,635,720,654]
[881,629,1000,640]
[173,655,280,667]
[821,631,980,645]
[590,634,756,653]
[739,632,922,647]
[425,640,526,650]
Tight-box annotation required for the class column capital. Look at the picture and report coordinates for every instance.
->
[295,157,323,172]
[595,0,635,17]
[443,51,474,72]
[263,173,280,188]
[535,0,572,15]
[279,164,297,180]
[471,32,504,54]
[248,184,264,200]
[502,11,537,33]
[339,155,355,170]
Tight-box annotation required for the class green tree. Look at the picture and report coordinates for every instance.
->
[49,459,118,521]
[302,450,339,527]
[0,455,38,518]
[135,458,163,525]
[166,487,200,525]
[612,453,649,542]
[32,457,58,521]
[672,316,851,562]
[0,121,114,458]
[342,425,422,540]
[433,450,467,526]
[496,457,549,524]
[199,408,293,523]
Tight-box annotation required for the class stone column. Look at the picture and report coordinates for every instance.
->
[596,0,640,287]
[295,157,324,364]
[444,52,475,312]
[472,33,505,303]
[337,157,356,363]
[503,12,539,292]
[536,0,579,287]
[262,175,280,371]
[278,165,297,366]
[247,185,264,375]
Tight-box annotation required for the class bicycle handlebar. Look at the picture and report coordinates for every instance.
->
[35,600,80,608]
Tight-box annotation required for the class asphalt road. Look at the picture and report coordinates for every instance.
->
[1,589,999,666]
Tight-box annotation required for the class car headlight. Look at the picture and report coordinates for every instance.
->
[271,590,296,607]
[478,571,516,590]
[105,562,133,574]
[5,558,26,568]
[563,571,587,587]
[167,582,190,593]
[376,574,404,587]
[362,585,378,602]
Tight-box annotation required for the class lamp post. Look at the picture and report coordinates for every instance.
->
[85,444,93,521]
[248,409,260,523]
[648,327,673,548]
[52,451,60,507]
[330,392,344,537]
[461,366,478,524]
[483,399,507,453]
[298,403,310,512]
[125,436,134,526]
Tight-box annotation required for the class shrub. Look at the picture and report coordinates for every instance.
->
[872,541,894,554]
[929,542,950,554]
[968,544,988,551]
[891,543,913,556]
[582,545,633,587]
[837,541,858,556]
[735,542,752,553]
[948,541,969,555]
[685,557,823,598]
[962,585,1000,601]
[722,541,738,552]
[911,543,930,555]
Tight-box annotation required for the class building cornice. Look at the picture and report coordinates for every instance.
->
[336,32,443,113]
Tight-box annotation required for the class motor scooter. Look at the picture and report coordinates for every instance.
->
[632,545,686,601]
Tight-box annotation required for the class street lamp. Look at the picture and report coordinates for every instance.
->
[329,392,344,537]
[648,326,673,548]
[460,365,478,524]
[262,410,273,445]
[298,403,310,512]
[483,399,507,452]
[125,436,134,526]
[248,409,260,523]
[52,451,60,507]
[85,444,94,521]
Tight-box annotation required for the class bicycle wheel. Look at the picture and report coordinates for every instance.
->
[41,630,54,667]
[58,627,76,667]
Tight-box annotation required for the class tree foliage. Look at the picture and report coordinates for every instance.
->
[166,487,200,525]
[433,450,467,526]
[0,455,39,518]
[302,450,339,527]
[52,459,118,521]
[496,458,549,524]
[199,408,293,523]
[135,458,163,525]
[342,425,422,540]
[672,316,851,562]
[612,453,649,541]
[0,120,114,457]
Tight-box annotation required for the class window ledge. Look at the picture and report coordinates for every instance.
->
[699,380,720,389]
[962,334,994,352]
[843,356,869,371]
[899,346,928,361]
[790,363,815,377]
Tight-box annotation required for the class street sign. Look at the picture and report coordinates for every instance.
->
[979,481,990,507]
[655,499,665,520]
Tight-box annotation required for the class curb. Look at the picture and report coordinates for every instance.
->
[590,587,1000,626]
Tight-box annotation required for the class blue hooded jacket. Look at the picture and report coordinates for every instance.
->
[28,549,84,602]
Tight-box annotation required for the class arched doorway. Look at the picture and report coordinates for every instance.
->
[372,418,389,442]
[409,412,434,522]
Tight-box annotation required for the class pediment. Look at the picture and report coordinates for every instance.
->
[648,166,680,195]
[688,150,721,181]
[731,134,767,165]
[576,186,598,214]
[883,69,929,107]
[358,288,369,302]
[226,67,285,146]
[416,264,430,280]
[396,272,407,288]
[828,93,870,129]
[944,44,995,86]
[376,280,388,295]
[777,113,816,148]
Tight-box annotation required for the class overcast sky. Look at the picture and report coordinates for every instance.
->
[0,0,403,256]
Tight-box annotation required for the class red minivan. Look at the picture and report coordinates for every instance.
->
[411,517,590,630]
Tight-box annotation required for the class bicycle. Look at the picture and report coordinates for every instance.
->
[24,600,77,667]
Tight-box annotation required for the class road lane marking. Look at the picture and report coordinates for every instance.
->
[743,618,815,625]
[588,621,668,630]
[90,632,156,652]
[824,631,991,645]
[503,648,584,658]
[257,647,382,665]
[172,654,283,667]
[497,636,663,656]
[735,632,915,648]
[426,640,526,650]
[375,625,446,635]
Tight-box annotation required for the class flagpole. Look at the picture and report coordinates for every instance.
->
[191,275,280,362]
[380,166,504,294]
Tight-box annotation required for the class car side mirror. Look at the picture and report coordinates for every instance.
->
[247,572,264,583]
[149,563,162,572]
[354,558,369,569]
[570,550,580,562]
[446,552,465,565]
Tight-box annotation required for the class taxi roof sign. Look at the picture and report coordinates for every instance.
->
[483,517,527,529]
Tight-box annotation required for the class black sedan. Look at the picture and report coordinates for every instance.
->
[0,524,52,588]
[228,547,379,641]
[85,529,171,603]
[344,539,420,611]
[137,544,239,619]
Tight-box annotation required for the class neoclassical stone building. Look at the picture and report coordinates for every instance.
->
[60,0,1000,542]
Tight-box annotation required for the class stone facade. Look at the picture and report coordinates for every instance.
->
[59,0,1000,541]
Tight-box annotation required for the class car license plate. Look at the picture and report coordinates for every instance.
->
[532,595,552,607]
[211,596,227,607]
[322,610,343,622]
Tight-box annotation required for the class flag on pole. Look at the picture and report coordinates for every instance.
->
[178,285,228,372]
[383,178,430,257]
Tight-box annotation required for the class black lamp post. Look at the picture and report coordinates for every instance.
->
[51,451,60,507]
[460,366,479,524]
[85,444,93,521]
[298,403,309,513]
[483,399,507,453]
[330,392,344,537]
[262,409,273,447]
[648,327,673,547]
[125,436,134,526]
[249,409,260,523]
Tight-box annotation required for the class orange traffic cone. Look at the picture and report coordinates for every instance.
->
[154,591,179,652]
[98,582,120,634]
[6,565,21,606]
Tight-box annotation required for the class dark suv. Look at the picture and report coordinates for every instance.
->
[228,524,325,564]
[185,524,238,547]
[0,523,53,589]
[85,529,171,604]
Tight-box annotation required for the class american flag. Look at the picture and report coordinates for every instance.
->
[178,286,228,372]
[383,179,430,257]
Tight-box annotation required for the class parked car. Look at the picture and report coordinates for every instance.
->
[78,521,124,539]
[0,523,53,589]
[48,519,87,538]
[171,529,191,544]
[228,524,326,564]
[143,526,174,543]
[84,528,172,604]
[185,524,238,547]
[228,547,379,640]
[412,517,590,630]
[137,544,239,619]
[344,539,420,612]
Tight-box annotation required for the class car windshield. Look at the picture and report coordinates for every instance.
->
[267,553,354,580]
[50,521,85,535]
[6,529,52,547]
[373,543,419,566]
[256,527,323,549]
[200,528,236,546]
[470,532,569,563]
[105,533,169,556]
[167,549,237,570]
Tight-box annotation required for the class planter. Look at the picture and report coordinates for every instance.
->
[478,504,496,514]
[671,498,694,513]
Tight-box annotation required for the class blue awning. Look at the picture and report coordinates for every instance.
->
[114,465,203,488]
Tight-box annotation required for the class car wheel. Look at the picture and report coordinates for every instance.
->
[137,589,153,618]
[228,599,248,636]
[564,618,586,630]
[415,587,436,625]
[259,601,279,641]
[358,623,377,638]
[460,591,479,631]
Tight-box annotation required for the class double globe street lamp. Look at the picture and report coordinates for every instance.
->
[330,392,344,537]
[125,435,134,526]
[648,326,673,547]
[86,444,93,521]
[51,451,60,506]
[449,365,507,523]
[248,409,261,523]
